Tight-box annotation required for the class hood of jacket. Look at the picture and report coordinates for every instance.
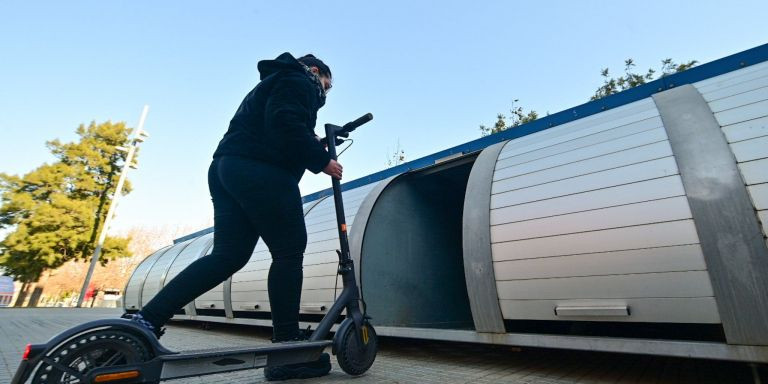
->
[258,52,327,107]
[257,52,304,80]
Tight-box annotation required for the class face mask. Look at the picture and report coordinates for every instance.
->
[301,64,328,107]
[318,92,326,108]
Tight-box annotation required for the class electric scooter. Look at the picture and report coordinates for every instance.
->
[11,113,378,384]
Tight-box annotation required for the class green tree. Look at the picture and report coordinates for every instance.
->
[479,100,539,137]
[0,121,134,298]
[479,58,697,136]
[591,58,698,100]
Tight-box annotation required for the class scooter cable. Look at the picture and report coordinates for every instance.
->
[337,139,354,157]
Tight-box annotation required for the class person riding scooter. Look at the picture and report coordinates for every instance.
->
[122,52,341,381]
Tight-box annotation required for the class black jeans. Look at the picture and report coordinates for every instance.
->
[140,156,307,340]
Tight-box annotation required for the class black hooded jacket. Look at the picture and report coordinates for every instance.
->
[213,52,331,181]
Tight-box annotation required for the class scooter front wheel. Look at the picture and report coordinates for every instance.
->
[335,320,378,376]
[30,329,153,383]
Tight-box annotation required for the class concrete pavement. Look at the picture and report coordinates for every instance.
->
[1,308,763,383]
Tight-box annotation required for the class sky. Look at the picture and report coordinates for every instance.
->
[1,1,766,238]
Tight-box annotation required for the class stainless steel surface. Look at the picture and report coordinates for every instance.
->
[123,245,171,310]
[141,239,194,306]
[462,141,507,333]
[554,305,629,317]
[500,297,720,323]
[493,244,706,280]
[496,271,713,300]
[654,84,768,345]
[299,304,327,312]
[492,219,699,261]
[494,123,666,180]
[186,240,215,316]
[357,157,476,330]
[491,196,692,243]
[740,158,768,185]
[708,86,768,112]
[749,183,768,209]
[231,290,268,303]
[165,234,213,286]
[498,99,657,161]
[721,115,768,143]
[732,135,768,163]
[715,99,768,126]
[485,91,718,325]
[490,175,686,225]
[223,276,234,319]
[701,74,768,102]
[162,235,221,312]
[302,196,329,215]
[491,157,679,208]
[695,60,768,95]
[373,325,768,364]
[496,116,663,172]
[494,141,673,194]
[348,176,398,293]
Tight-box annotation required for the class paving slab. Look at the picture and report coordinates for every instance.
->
[1,308,763,383]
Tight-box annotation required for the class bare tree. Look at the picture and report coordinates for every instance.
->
[386,139,406,168]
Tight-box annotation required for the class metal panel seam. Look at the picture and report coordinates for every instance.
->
[348,176,401,300]
[134,246,174,310]
[122,245,171,311]
[462,141,508,333]
[652,84,768,345]
[186,238,215,316]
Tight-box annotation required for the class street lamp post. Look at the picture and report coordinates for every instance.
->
[76,106,150,308]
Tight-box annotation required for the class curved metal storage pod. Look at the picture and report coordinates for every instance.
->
[140,238,196,308]
[459,60,768,347]
[350,97,720,330]
[693,60,768,242]
[481,98,717,325]
[123,245,172,311]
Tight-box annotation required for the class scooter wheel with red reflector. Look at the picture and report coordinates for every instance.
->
[30,329,152,383]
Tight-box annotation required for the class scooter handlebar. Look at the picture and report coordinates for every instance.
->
[340,113,373,134]
[321,113,373,145]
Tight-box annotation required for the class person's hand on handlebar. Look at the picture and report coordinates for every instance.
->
[323,159,343,179]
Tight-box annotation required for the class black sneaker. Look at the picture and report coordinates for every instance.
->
[272,326,314,343]
[120,313,165,339]
[263,352,331,381]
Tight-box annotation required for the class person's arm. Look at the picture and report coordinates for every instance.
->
[264,76,331,173]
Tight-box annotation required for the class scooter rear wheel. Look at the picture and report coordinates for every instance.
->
[30,329,153,383]
[336,320,378,376]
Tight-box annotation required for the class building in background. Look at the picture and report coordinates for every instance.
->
[0,275,14,307]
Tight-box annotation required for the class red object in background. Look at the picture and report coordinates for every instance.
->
[84,284,95,301]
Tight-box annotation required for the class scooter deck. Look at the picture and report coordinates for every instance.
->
[91,340,332,382]
[162,340,331,360]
